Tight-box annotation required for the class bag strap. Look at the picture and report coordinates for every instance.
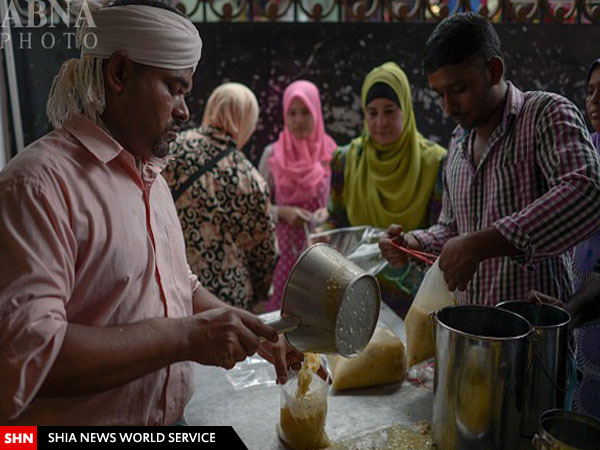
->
[172,146,236,202]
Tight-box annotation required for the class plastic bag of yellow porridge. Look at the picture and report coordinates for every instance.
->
[277,353,330,450]
[327,326,406,391]
[405,259,454,367]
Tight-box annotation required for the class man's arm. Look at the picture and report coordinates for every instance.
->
[0,181,277,420]
[440,98,600,290]
[494,97,600,264]
[38,308,278,398]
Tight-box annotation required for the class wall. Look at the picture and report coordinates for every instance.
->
[11,23,599,165]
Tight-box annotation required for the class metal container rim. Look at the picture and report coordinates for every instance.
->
[496,300,571,330]
[435,305,533,342]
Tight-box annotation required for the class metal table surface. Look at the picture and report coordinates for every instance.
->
[184,303,435,449]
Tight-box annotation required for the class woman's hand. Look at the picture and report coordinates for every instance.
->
[311,207,328,226]
[278,206,312,227]
[379,224,421,268]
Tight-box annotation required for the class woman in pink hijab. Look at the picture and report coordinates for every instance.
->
[259,80,337,311]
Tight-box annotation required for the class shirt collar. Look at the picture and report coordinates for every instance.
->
[62,115,170,174]
[62,115,126,164]
[500,81,525,131]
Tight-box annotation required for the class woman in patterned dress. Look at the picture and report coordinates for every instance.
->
[325,62,447,318]
[258,80,337,311]
[163,82,278,312]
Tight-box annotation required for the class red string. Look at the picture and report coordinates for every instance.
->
[389,241,437,265]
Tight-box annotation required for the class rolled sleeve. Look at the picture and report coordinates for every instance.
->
[0,180,74,420]
[494,99,600,265]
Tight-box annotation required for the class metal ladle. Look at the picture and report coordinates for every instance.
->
[266,243,381,357]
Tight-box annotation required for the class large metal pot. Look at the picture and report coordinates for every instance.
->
[497,301,571,437]
[433,305,532,450]
[532,409,600,449]
[267,243,381,357]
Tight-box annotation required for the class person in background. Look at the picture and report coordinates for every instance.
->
[325,61,446,317]
[528,58,600,419]
[380,13,600,306]
[258,80,337,311]
[0,2,297,425]
[163,82,277,313]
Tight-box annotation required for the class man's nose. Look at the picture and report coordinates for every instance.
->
[174,97,190,122]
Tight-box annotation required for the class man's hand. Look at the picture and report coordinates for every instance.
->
[526,290,564,308]
[187,308,279,370]
[378,224,422,268]
[279,206,312,227]
[257,335,303,385]
[438,227,519,291]
[438,234,483,291]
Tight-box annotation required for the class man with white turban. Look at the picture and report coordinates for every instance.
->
[0,1,298,425]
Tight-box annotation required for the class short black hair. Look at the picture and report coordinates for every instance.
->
[423,12,503,74]
[108,0,185,18]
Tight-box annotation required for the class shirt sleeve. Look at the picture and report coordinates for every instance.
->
[0,179,73,420]
[323,147,351,230]
[411,153,459,253]
[494,97,600,264]
[246,172,279,305]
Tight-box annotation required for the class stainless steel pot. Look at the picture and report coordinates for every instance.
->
[432,305,532,450]
[497,301,571,437]
[266,243,381,357]
[532,409,600,449]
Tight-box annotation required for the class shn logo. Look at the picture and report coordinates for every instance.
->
[0,427,37,448]
[4,433,34,444]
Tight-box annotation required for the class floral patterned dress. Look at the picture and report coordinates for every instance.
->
[162,126,278,310]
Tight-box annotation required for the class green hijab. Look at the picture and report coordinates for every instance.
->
[343,62,446,230]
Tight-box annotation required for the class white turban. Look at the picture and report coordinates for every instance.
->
[80,5,202,71]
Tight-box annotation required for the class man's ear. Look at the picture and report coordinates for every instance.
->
[486,56,505,86]
[104,51,135,95]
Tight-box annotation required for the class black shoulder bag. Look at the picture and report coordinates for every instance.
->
[171,147,236,202]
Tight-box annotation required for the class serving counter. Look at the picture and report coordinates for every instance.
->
[184,303,435,449]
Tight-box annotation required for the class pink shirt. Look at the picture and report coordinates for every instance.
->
[0,116,200,425]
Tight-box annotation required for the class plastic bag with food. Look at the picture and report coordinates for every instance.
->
[307,226,387,276]
[277,353,330,450]
[405,259,454,367]
[327,326,406,391]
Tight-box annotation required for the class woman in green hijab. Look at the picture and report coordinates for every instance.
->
[325,62,446,317]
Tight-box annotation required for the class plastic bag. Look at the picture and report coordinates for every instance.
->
[327,326,406,391]
[308,226,387,276]
[405,259,454,367]
[277,364,330,450]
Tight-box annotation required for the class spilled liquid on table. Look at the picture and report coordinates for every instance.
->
[328,421,434,450]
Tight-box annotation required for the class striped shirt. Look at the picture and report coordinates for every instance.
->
[411,82,600,305]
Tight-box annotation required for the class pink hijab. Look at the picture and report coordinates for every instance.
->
[268,80,337,205]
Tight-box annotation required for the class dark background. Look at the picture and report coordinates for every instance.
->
[12,23,599,165]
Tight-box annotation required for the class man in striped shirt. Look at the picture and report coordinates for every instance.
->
[379,13,600,305]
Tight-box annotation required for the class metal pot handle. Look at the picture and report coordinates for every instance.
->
[429,312,437,346]
[531,432,553,450]
[265,316,300,334]
[529,331,567,393]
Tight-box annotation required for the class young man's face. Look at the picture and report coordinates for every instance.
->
[427,60,499,130]
[121,65,193,159]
